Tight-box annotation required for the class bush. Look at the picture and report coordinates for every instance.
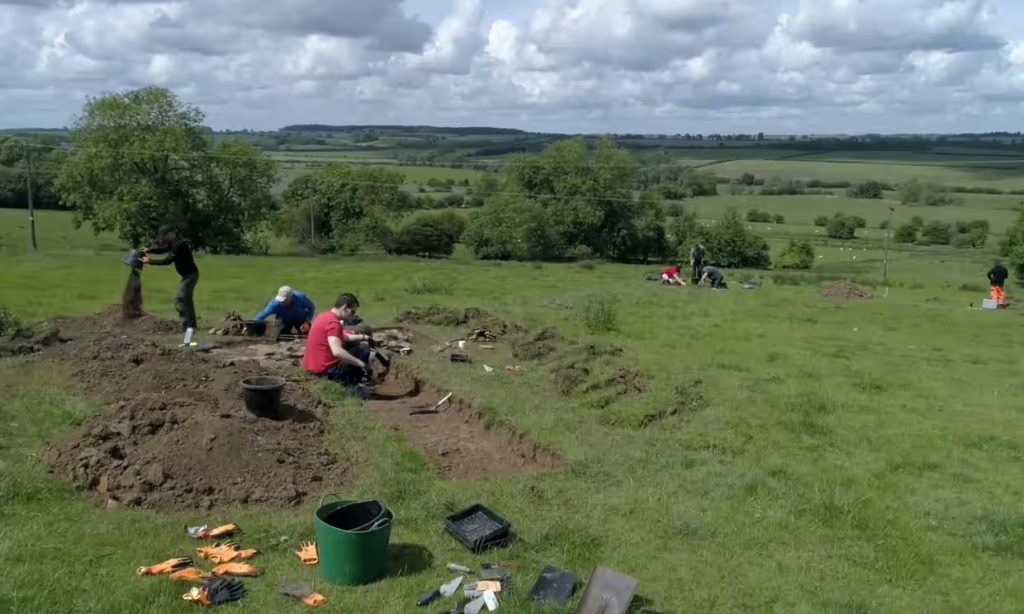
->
[463,195,553,260]
[894,223,918,243]
[918,221,952,245]
[387,213,461,258]
[827,214,857,240]
[1000,209,1024,280]
[879,220,890,230]
[813,215,829,227]
[698,208,772,268]
[579,294,619,333]
[746,209,773,223]
[776,239,815,269]
[848,215,867,229]
[909,216,925,229]
[847,181,885,199]
[0,306,20,336]
[439,194,465,209]
[760,177,805,196]
[773,214,785,225]
[664,201,684,217]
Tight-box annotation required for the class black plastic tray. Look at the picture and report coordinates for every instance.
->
[444,504,510,553]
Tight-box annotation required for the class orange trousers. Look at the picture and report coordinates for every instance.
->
[990,284,1005,305]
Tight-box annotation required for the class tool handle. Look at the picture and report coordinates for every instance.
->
[417,590,441,606]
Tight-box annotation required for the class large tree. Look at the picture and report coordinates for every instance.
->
[55,87,276,251]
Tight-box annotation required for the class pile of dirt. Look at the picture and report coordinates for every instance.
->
[397,306,524,338]
[551,364,591,395]
[209,311,247,336]
[40,306,356,510]
[821,281,872,299]
[367,366,561,478]
[0,324,69,358]
[511,328,563,361]
[585,368,648,396]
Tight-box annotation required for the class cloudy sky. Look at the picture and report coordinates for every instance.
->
[2,0,1024,133]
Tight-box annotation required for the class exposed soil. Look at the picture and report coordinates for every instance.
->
[40,306,355,511]
[820,281,872,299]
[0,323,69,358]
[551,365,591,396]
[366,366,561,478]
[397,306,524,338]
[510,327,563,361]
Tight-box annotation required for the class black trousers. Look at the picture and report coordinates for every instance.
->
[174,272,199,329]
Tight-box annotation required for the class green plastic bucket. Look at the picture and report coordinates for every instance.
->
[314,495,394,586]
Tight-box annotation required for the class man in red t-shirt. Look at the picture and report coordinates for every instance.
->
[661,264,686,286]
[303,293,373,397]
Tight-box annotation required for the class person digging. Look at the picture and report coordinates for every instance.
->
[254,286,315,339]
[699,265,728,289]
[689,243,706,285]
[302,293,374,398]
[141,225,199,346]
[987,260,1009,307]
[661,264,687,286]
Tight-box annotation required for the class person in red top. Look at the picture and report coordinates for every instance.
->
[303,293,373,397]
[661,264,687,286]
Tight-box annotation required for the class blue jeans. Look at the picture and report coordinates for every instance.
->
[321,345,371,385]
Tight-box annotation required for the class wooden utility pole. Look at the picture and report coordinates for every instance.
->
[882,205,895,286]
[24,142,37,251]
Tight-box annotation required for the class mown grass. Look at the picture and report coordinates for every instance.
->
[1,210,1023,612]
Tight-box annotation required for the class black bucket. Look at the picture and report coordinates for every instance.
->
[241,376,285,418]
[243,320,267,337]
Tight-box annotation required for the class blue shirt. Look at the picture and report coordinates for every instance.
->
[254,291,316,324]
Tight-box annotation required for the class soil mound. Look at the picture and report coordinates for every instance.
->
[40,306,355,510]
[821,281,872,299]
[0,324,69,358]
[397,306,524,338]
[511,328,563,361]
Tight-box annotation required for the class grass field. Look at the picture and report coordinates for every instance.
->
[1,208,1023,612]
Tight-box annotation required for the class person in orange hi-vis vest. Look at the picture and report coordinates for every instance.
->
[987,261,1009,305]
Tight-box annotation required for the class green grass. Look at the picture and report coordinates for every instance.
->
[703,158,1024,189]
[2,212,1023,612]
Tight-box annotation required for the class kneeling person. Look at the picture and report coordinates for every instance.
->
[661,264,687,286]
[254,286,315,338]
[700,265,727,289]
[303,293,372,397]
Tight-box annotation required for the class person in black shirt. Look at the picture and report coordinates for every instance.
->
[143,225,200,341]
[699,265,728,289]
[987,261,1009,306]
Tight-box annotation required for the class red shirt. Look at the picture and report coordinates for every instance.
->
[663,266,681,277]
[303,311,343,374]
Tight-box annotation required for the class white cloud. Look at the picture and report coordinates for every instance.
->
[0,0,1022,132]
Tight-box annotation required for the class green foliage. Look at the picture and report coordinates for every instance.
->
[698,208,772,268]
[901,179,964,207]
[847,181,885,199]
[669,206,701,259]
[463,193,552,260]
[950,220,990,249]
[918,221,953,245]
[909,216,925,229]
[475,173,501,198]
[438,194,465,209]
[1000,209,1024,280]
[55,87,277,252]
[664,201,684,217]
[746,209,773,223]
[579,294,619,333]
[611,190,670,263]
[760,177,805,196]
[813,215,829,227]
[776,239,815,270]
[387,212,462,258]
[773,214,786,224]
[0,136,68,210]
[682,170,719,196]
[879,220,890,230]
[0,305,20,336]
[827,214,858,240]
[848,215,867,229]
[894,223,919,243]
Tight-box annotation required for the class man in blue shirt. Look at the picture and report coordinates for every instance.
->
[254,286,316,338]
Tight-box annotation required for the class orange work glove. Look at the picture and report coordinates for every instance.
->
[211,547,258,564]
[183,578,246,606]
[170,568,211,582]
[196,542,238,561]
[187,523,239,539]
[277,581,327,608]
[212,563,263,577]
[294,541,318,565]
[137,557,193,576]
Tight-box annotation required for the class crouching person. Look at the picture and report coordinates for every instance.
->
[303,293,373,398]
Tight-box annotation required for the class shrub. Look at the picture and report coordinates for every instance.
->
[760,177,805,196]
[746,209,773,223]
[909,216,925,229]
[698,208,772,268]
[847,181,885,199]
[664,201,684,218]
[0,306,20,336]
[580,294,619,333]
[879,220,890,230]
[918,221,952,245]
[387,213,460,257]
[439,194,465,209]
[776,239,815,269]
[848,215,867,229]
[463,195,552,260]
[894,223,918,243]
[813,215,829,227]
[999,209,1024,281]
[827,214,857,240]
[773,214,786,225]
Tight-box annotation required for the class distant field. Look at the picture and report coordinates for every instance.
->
[791,150,1024,167]
[704,158,1024,189]
[684,194,1022,233]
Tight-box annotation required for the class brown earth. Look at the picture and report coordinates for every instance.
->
[41,307,356,511]
[821,281,872,299]
[397,306,525,338]
[366,366,561,478]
